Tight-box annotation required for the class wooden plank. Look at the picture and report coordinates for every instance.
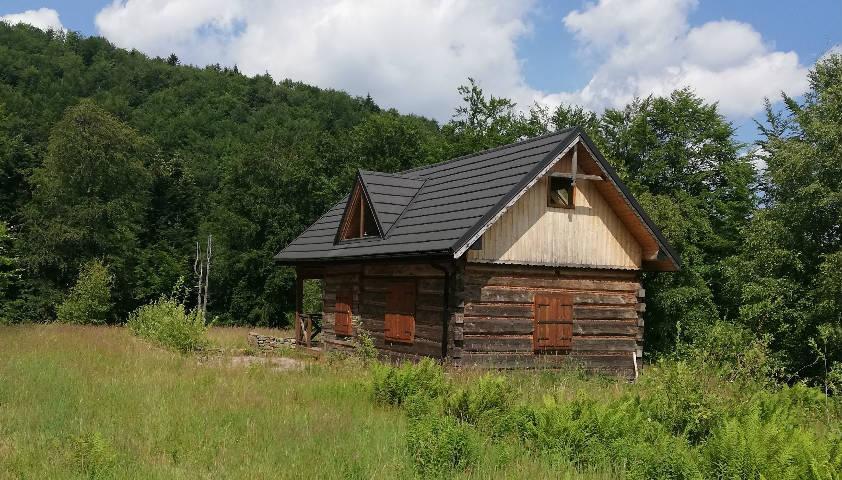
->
[463,336,533,352]
[573,320,638,336]
[463,317,532,335]
[548,172,603,181]
[367,331,442,358]
[417,278,445,294]
[363,264,444,277]
[478,287,635,305]
[464,303,533,318]
[465,276,640,292]
[573,307,638,320]
[572,337,637,352]
[465,264,639,280]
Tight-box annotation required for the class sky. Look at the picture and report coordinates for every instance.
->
[2,0,840,143]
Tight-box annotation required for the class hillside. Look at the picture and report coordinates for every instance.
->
[1,23,840,386]
[0,23,445,324]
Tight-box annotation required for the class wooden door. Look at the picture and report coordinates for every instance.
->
[533,294,573,352]
[335,290,353,336]
[385,281,416,344]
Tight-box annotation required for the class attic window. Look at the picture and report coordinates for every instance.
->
[548,176,575,209]
[340,186,379,240]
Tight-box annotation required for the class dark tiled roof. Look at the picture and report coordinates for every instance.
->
[358,170,425,235]
[275,129,577,262]
[274,128,680,271]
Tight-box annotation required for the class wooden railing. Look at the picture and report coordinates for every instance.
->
[294,313,322,347]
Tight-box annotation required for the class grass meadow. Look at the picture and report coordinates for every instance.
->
[2,325,840,479]
[0,325,603,479]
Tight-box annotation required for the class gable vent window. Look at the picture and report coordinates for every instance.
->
[548,176,575,209]
[341,187,379,240]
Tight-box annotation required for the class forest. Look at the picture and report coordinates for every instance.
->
[0,22,840,388]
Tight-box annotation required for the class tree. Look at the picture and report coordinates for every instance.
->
[0,105,39,221]
[23,100,152,316]
[442,79,540,157]
[597,90,755,350]
[56,259,113,324]
[723,54,842,380]
[0,221,23,324]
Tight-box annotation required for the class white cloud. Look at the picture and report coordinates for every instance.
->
[551,0,810,117]
[95,0,537,120]
[92,0,813,120]
[0,7,64,31]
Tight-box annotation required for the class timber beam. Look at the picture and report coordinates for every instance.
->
[549,172,604,181]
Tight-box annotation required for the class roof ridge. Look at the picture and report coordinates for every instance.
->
[398,127,576,175]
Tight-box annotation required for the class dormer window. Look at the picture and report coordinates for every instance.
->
[340,184,379,240]
[548,176,574,209]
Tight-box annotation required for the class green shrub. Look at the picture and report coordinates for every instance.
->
[56,260,113,324]
[406,414,479,477]
[354,330,377,364]
[371,358,447,406]
[445,373,514,429]
[72,431,117,479]
[127,298,207,353]
[635,360,726,444]
[679,321,779,383]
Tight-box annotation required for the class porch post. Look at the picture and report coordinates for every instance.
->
[294,270,303,345]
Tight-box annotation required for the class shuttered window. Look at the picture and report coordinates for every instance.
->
[533,293,573,352]
[335,290,353,336]
[385,281,415,344]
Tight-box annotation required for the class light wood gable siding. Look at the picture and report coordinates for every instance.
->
[321,263,446,361]
[456,263,645,376]
[467,151,643,269]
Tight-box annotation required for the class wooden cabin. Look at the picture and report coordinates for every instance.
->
[275,129,679,376]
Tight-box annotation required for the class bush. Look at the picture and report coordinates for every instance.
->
[57,260,113,324]
[445,373,514,429]
[127,298,207,353]
[372,358,447,406]
[406,414,479,477]
[679,320,779,383]
[635,360,726,444]
[354,330,377,364]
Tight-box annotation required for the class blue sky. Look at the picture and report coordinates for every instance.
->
[2,1,840,143]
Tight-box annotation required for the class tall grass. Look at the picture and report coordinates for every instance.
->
[0,325,591,479]
[4,324,839,479]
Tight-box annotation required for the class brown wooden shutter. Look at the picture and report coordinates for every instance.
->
[334,290,353,336]
[385,281,415,344]
[533,293,572,352]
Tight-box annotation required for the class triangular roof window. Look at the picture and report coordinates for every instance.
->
[338,179,381,241]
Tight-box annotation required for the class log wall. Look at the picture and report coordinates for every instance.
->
[320,263,446,361]
[455,263,644,376]
[318,262,645,376]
